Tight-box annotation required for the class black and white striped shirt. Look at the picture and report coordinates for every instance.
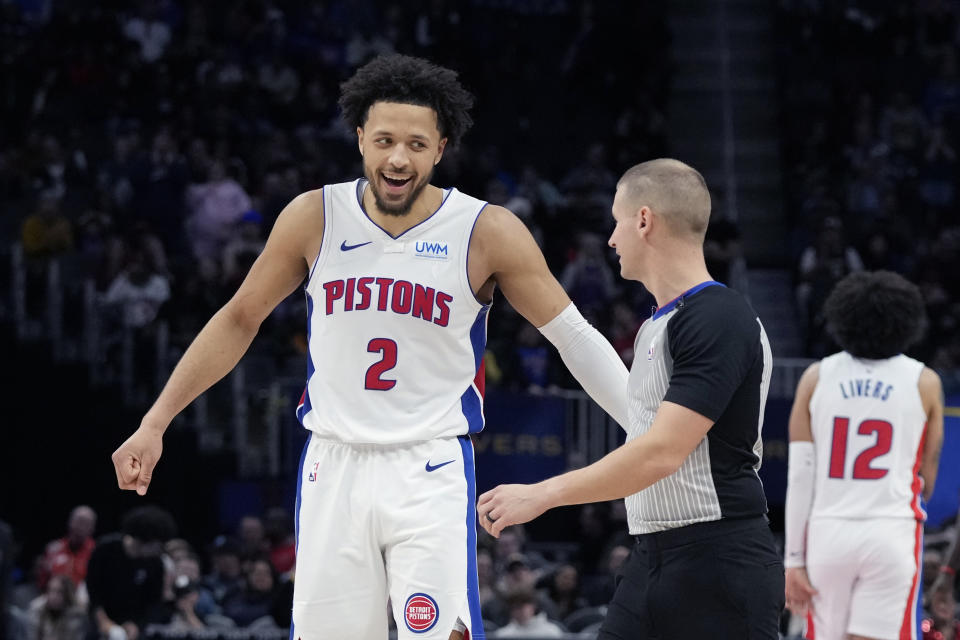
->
[626,281,772,534]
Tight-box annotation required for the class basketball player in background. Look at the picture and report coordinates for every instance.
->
[784,270,944,640]
[110,54,629,640]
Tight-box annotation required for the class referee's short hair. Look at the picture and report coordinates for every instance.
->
[823,270,926,359]
[616,158,711,241]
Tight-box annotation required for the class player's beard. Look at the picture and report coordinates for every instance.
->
[364,165,434,216]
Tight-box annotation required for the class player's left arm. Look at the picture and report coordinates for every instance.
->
[919,366,945,501]
[783,363,820,615]
[471,204,629,427]
[783,362,819,567]
[478,401,713,537]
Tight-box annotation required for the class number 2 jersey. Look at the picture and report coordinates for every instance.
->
[297,179,490,444]
[809,351,927,521]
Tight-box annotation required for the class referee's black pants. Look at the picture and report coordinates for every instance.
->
[598,516,784,640]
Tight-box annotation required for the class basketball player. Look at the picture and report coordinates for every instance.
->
[478,159,784,638]
[783,270,944,640]
[110,54,630,640]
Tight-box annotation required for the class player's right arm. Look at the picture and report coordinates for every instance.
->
[469,204,629,428]
[919,366,944,502]
[784,362,819,616]
[112,190,325,495]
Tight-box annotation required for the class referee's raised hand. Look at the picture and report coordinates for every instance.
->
[111,424,164,496]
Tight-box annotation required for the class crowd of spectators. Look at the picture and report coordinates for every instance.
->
[0,501,634,639]
[777,0,960,388]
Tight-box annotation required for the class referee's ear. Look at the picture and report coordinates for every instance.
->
[637,206,651,233]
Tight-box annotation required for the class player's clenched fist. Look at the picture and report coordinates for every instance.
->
[111,425,164,496]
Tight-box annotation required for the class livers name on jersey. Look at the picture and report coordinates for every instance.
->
[323,277,452,327]
[838,377,893,401]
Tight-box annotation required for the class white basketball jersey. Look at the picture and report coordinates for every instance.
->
[809,351,927,521]
[297,179,490,444]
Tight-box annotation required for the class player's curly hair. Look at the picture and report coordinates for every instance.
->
[823,270,927,359]
[338,54,474,147]
[121,505,178,544]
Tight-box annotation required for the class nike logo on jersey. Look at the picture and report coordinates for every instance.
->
[425,459,455,472]
[341,240,372,251]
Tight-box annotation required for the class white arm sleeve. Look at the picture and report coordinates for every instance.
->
[538,303,629,429]
[784,441,816,568]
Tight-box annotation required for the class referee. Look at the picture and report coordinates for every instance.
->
[479,158,784,638]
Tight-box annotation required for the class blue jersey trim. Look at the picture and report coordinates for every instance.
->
[297,293,316,424]
[460,387,484,434]
[651,280,726,320]
[469,307,489,372]
[290,431,311,640]
[460,307,488,434]
[459,436,486,640]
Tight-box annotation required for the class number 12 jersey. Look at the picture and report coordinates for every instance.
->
[809,351,928,521]
[297,179,490,444]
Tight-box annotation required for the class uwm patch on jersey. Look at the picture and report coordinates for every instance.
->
[414,240,450,260]
[297,180,490,445]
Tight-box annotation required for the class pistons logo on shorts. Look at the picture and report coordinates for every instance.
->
[404,592,439,633]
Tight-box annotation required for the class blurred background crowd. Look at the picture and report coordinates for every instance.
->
[2,0,960,638]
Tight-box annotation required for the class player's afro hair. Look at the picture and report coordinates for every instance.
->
[338,54,474,147]
[823,270,927,359]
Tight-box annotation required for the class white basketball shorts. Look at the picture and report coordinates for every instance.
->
[805,517,922,640]
[289,433,485,640]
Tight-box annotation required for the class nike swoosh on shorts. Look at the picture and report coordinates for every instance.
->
[425,459,455,472]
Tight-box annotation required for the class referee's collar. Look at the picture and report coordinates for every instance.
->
[652,281,725,320]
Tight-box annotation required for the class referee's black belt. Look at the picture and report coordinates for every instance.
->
[633,515,769,550]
